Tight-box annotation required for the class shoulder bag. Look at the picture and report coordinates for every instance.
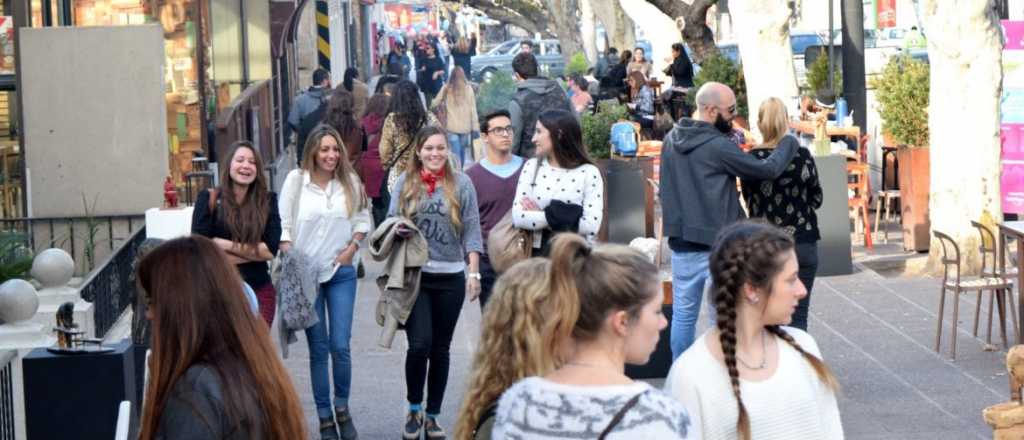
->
[271,170,304,282]
[486,158,541,273]
[597,392,644,440]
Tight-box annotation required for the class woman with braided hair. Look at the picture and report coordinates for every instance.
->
[665,221,842,440]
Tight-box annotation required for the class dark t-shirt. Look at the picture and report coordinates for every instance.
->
[191,189,281,288]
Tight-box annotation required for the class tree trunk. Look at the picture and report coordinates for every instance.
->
[592,0,636,53]
[730,0,798,137]
[617,0,676,81]
[544,0,584,63]
[921,0,1003,274]
[644,0,719,64]
[581,0,599,64]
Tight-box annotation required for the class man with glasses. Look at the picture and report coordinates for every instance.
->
[660,82,798,359]
[465,110,525,308]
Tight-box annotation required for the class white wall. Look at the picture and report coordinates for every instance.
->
[19,26,168,217]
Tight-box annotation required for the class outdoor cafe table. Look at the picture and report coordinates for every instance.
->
[997,221,1024,341]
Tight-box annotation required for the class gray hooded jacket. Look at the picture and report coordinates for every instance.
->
[508,77,574,157]
[659,118,797,249]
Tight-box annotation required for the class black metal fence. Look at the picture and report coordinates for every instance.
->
[0,215,144,276]
[0,350,14,440]
[80,226,146,338]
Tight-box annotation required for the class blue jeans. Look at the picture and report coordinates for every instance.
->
[447,133,471,168]
[305,265,358,418]
[671,251,711,359]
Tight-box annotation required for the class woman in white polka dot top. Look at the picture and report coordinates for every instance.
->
[512,110,605,254]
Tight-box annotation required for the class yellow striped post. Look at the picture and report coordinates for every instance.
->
[316,0,330,71]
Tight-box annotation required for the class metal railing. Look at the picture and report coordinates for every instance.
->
[0,214,144,276]
[80,226,146,338]
[0,350,14,440]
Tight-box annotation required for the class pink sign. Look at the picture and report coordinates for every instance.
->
[1003,21,1024,213]
[1005,20,1024,50]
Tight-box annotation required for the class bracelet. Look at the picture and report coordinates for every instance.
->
[467,272,482,280]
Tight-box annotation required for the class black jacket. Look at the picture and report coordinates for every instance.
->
[670,56,694,88]
[659,119,797,250]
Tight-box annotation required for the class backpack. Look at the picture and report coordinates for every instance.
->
[296,100,328,160]
[512,80,574,157]
[610,121,638,156]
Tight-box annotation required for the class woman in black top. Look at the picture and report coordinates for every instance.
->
[191,140,281,327]
[740,97,822,331]
[417,44,447,106]
[450,35,476,80]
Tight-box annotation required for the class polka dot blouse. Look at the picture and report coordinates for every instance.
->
[511,157,604,243]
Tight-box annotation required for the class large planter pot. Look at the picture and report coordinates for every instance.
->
[596,156,655,244]
[897,147,930,252]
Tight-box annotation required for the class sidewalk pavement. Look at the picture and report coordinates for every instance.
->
[279,258,1009,439]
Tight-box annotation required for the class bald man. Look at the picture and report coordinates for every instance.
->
[660,81,799,358]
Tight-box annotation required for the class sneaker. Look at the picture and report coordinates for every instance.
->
[318,416,339,440]
[402,411,423,440]
[424,417,446,440]
[335,407,358,440]
[357,261,365,279]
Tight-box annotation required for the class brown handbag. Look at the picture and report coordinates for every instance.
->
[486,159,541,273]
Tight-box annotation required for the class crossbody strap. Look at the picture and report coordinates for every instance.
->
[383,119,425,171]
[597,392,644,439]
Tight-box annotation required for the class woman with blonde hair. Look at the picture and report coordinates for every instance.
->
[492,234,693,439]
[431,66,479,168]
[388,125,483,439]
[279,124,371,440]
[137,236,306,440]
[665,222,842,440]
[740,97,822,331]
[453,258,573,439]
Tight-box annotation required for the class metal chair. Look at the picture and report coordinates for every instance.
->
[847,162,873,249]
[970,221,1020,346]
[933,230,1015,359]
[873,189,901,244]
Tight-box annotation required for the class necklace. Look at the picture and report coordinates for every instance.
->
[736,330,769,370]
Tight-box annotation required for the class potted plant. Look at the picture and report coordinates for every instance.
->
[805,49,842,102]
[688,53,749,120]
[871,55,930,251]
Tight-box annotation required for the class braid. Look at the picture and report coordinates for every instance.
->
[714,245,752,440]
[766,325,840,392]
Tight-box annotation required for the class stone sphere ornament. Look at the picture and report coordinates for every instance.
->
[0,279,39,324]
[31,248,75,289]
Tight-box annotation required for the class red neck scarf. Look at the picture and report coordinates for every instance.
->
[419,168,446,196]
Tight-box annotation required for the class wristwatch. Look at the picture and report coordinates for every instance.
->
[467,272,482,280]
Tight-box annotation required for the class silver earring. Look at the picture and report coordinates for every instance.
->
[748,296,760,304]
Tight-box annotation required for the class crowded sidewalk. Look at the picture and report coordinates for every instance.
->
[279,257,1003,439]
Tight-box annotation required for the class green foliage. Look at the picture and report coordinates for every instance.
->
[566,52,589,77]
[0,231,33,284]
[870,55,930,148]
[476,70,517,120]
[689,53,749,118]
[806,50,842,97]
[582,101,630,160]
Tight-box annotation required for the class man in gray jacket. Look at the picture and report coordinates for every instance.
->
[508,53,575,158]
[660,81,798,359]
[288,68,331,135]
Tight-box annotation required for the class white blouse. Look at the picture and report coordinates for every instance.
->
[665,327,844,440]
[511,158,604,244]
[279,170,372,283]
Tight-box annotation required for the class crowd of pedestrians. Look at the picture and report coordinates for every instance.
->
[140,39,842,440]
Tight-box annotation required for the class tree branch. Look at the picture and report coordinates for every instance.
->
[463,0,554,37]
[643,0,719,63]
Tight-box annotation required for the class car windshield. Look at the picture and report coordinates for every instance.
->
[487,40,518,56]
[791,34,825,56]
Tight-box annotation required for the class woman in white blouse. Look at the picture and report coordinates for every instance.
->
[279,124,371,440]
[512,109,604,255]
[665,221,843,440]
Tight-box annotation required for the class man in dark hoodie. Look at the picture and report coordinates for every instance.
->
[660,81,798,359]
[508,53,575,157]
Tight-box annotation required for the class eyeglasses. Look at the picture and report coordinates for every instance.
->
[488,126,514,137]
[718,104,737,115]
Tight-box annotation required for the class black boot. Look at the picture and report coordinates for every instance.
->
[336,407,358,440]
[319,416,339,440]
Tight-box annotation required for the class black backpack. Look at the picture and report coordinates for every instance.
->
[296,100,328,162]
[513,80,574,158]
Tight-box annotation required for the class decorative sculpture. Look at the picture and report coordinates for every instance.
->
[48,301,111,354]
[984,345,1024,438]
[163,176,179,208]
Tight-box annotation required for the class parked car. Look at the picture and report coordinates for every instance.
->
[471,38,567,82]
[877,28,908,48]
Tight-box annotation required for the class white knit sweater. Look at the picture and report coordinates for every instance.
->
[665,327,844,440]
[511,158,604,244]
[492,377,694,439]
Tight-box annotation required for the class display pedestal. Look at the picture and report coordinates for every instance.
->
[145,206,194,240]
[626,280,674,379]
[815,155,854,276]
[23,339,136,440]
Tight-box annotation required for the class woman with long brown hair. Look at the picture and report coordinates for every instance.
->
[453,258,570,440]
[388,125,483,439]
[379,79,440,193]
[280,125,371,440]
[360,93,392,226]
[665,221,842,439]
[137,236,306,440]
[431,66,479,168]
[323,88,365,171]
[491,234,692,438]
[191,140,280,326]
